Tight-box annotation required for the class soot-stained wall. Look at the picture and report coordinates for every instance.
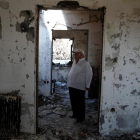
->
[0,0,140,135]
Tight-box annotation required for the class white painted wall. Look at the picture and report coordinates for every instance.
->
[0,0,140,135]
[38,12,52,96]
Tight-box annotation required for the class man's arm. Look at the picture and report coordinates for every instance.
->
[85,63,93,90]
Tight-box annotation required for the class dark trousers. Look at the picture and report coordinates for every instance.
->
[69,87,85,120]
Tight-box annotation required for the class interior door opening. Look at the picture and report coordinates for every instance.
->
[52,38,73,94]
[37,7,104,137]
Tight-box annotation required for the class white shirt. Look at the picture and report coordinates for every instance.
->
[67,58,93,90]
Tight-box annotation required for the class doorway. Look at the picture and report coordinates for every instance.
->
[37,7,104,138]
[52,38,73,94]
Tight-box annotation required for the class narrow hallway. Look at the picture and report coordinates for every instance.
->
[38,85,98,139]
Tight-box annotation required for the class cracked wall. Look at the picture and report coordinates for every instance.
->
[0,1,36,133]
[0,0,140,135]
[100,0,140,135]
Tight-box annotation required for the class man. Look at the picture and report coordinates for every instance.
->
[67,48,93,123]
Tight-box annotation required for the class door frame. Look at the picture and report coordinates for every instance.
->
[36,5,105,133]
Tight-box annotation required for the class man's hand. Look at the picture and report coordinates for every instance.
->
[86,87,90,90]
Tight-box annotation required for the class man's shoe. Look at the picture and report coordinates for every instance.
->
[69,115,77,118]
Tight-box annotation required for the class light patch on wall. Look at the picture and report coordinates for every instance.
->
[0,1,9,10]
[21,103,35,126]
[0,17,2,39]
[21,103,34,115]
[106,23,121,46]
[92,1,99,9]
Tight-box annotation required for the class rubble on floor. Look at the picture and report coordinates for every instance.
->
[6,88,138,140]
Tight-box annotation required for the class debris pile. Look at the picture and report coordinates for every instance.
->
[133,132,140,140]
[8,89,137,140]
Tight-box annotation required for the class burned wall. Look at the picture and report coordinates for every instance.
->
[100,1,140,135]
[0,1,36,133]
[0,0,140,135]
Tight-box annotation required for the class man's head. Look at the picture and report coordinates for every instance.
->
[73,49,85,61]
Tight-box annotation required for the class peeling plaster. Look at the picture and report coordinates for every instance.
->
[0,17,1,39]
[119,74,122,81]
[21,85,25,88]
[136,78,140,83]
[114,84,121,89]
[129,59,136,64]
[26,74,29,79]
[111,33,121,40]
[123,56,126,65]
[100,114,105,125]
[133,45,140,51]
[20,10,34,19]
[116,115,138,129]
[130,89,140,96]
[114,84,126,89]
[105,56,118,70]
[16,10,35,43]
[111,43,120,51]
[120,105,129,111]
[16,22,21,32]
[0,1,9,10]
[7,90,20,96]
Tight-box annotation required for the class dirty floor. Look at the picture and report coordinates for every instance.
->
[7,87,137,140]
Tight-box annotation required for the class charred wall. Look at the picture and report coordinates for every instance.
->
[0,0,140,135]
